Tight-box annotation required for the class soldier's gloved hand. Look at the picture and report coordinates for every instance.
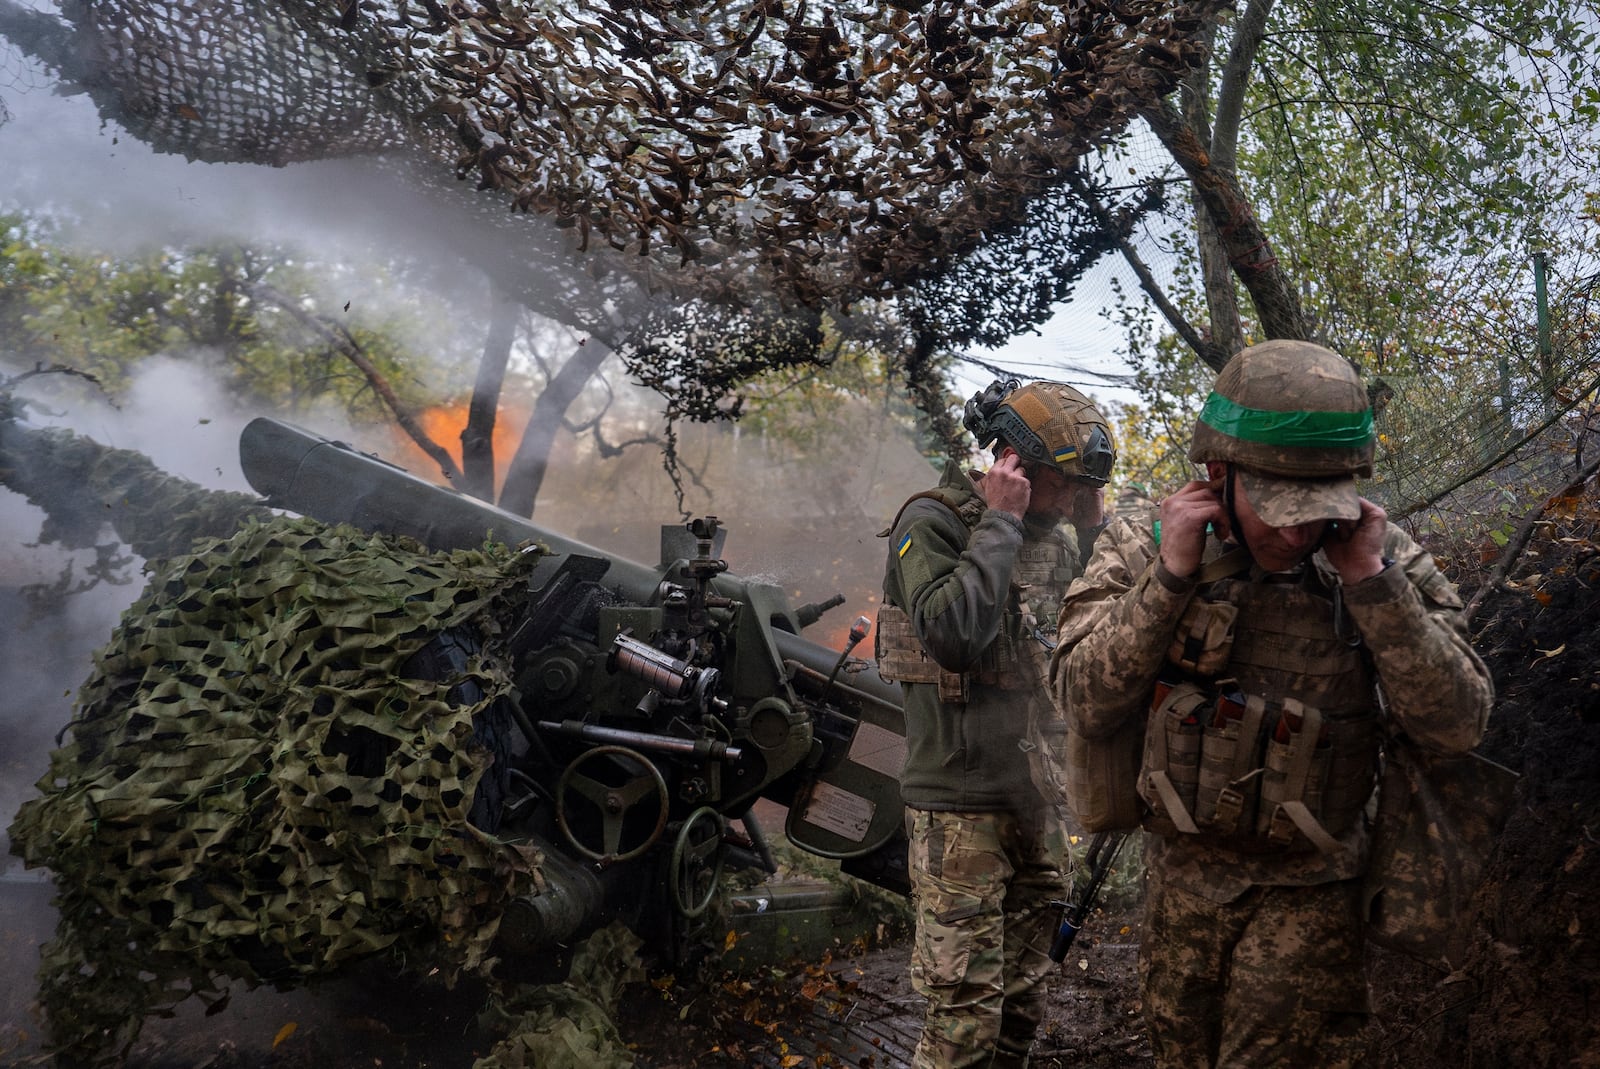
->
[983,452,1033,521]
[1323,496,1389,584]
[1158,479,1229,578]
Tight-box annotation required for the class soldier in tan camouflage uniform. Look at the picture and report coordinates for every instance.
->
[1050,340,1493,1068]
[876,378,1116,1069]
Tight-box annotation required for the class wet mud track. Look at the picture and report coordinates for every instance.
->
[620,908,1149,1069]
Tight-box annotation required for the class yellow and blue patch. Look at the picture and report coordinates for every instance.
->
[1053,444,1079,465]
[897,532,913,558]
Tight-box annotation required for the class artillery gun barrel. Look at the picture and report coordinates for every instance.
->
[239,417,666,602]
[238,417,905,709]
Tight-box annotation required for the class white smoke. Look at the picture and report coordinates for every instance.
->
[0,356,263,844]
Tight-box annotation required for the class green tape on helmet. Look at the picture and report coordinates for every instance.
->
[1198,393,1374,449]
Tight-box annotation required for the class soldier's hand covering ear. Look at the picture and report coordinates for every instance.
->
[1158,480,1228,578]
[984,451,1033,520]
[1322,497,1389,583]
[1069,483,1105,533]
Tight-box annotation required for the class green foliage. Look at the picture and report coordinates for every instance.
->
[1103,272,1216,493]
[1105,397,1197,497]
[1239,0,1593,382]
[1106,0,1600,521]
[0,208,478,424]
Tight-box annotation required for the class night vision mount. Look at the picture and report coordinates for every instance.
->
[962,377,1022,453]
[962,377,1064,471]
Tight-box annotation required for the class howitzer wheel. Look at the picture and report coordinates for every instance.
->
[555,745,670,863]
[670,806,726,918]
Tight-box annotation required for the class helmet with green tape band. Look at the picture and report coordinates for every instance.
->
[963,378,1116,484]
[1189,340,1375,478]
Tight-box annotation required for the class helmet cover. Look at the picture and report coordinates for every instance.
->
[1189,340,1375,525]
[964,378,1115,484]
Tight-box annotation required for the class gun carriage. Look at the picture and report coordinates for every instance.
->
[236,419,910,967]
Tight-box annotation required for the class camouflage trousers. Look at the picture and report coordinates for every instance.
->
[906,808,1069,1069]
[1141,871,1373,1069]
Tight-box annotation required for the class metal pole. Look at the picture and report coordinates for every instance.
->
[1534,250,1553,412]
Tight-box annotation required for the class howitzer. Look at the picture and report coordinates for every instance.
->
[1049,831,1127,963]
[237,418,911,960]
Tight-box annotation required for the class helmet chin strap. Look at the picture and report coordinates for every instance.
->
[1221,463,1250,559]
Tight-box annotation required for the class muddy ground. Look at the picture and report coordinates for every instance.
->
[3,502,1598,1068]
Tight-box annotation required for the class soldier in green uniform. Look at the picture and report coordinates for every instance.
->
[876,378,1116,1069]
[1051,341,1493,1068]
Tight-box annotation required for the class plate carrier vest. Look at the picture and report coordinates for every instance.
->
[1139,543,1382,855]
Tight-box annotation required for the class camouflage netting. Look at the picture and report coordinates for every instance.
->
[474,922,648,1069]
[7,515,547,1066]
[19,0,1223,311]
[0,419,272,561]
[0,0,1231,442]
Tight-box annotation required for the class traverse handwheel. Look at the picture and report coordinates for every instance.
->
[670,806,727,918]
[554,745,670,863]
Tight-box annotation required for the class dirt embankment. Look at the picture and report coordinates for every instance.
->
[1368,519,1600,1068]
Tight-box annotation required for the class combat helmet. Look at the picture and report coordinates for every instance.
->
[964,378,1115,484]
[1190,339,1375,525]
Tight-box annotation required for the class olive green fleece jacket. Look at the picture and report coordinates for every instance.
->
[882,462,1079,812]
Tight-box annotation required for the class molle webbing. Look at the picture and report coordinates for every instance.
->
[1141,682,1374,855]
[875,603,1027,701]
[1140,568,1381,854]
[877,480,1070,701]
[1015,542,1074,590]
[881,483,988,538]
[1210,571,1370,709]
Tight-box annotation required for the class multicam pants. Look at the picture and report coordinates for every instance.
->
[1141,871,1373,1069]
[906,808,1069,1069]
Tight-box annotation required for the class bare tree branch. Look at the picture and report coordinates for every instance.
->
[248,282,462,484]
[1074,176,1229,372]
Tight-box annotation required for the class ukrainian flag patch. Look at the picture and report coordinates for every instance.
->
[1053,444,1079,464]
[897,533,913,558]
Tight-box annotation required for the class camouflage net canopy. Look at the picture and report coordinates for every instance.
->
[7,516,546,1065]
[40,0,1221,312]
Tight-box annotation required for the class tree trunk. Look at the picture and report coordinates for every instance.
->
[1142,0,1307,353]
[496,338,613,517]
[1142,97,1306,345]
[1179,27,1245,365]
[459,295,519,502]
